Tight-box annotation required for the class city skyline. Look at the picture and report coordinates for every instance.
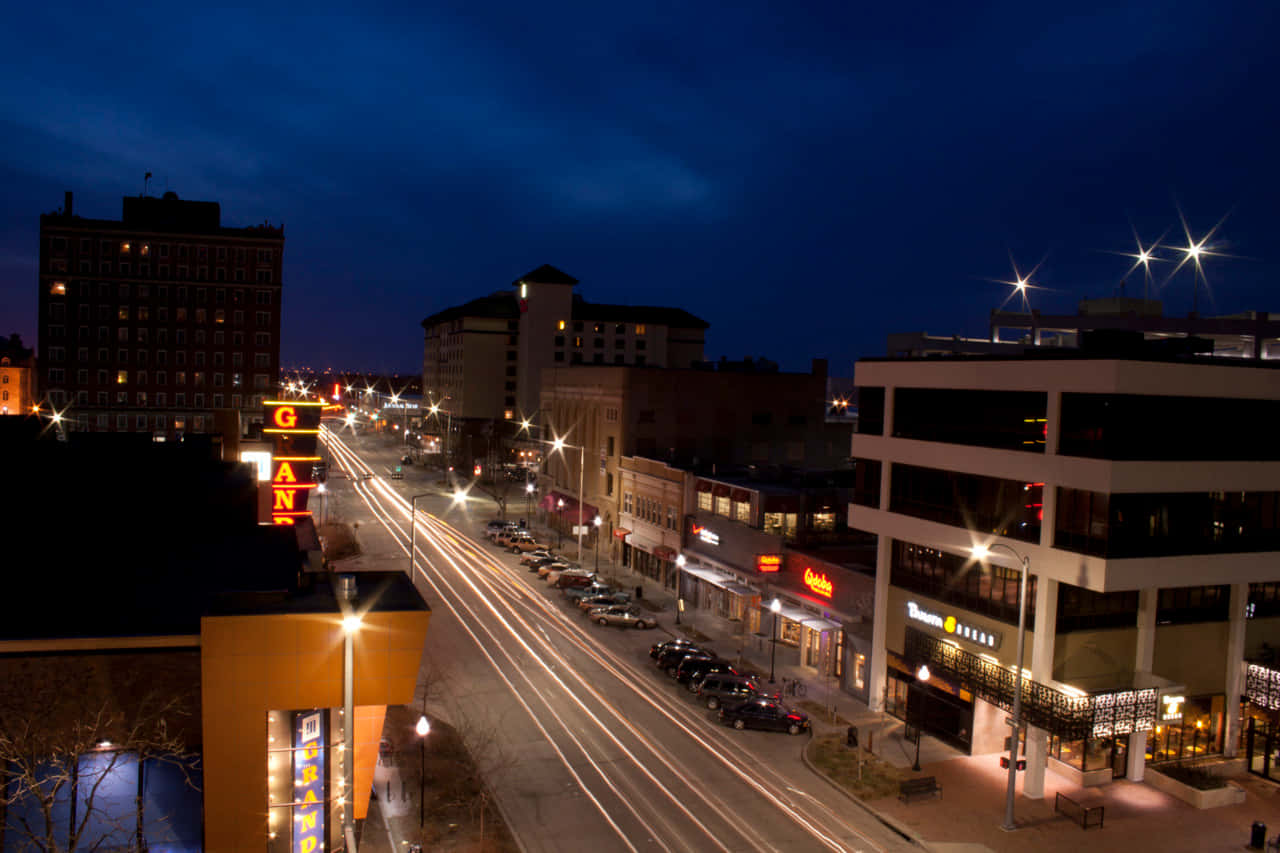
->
[3,0,1278,373]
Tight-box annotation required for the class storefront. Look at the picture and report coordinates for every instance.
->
[624,531,678,587]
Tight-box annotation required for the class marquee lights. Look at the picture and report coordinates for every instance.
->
[265,403,324,526]
[802,567,833,598]
[906,601,1001,650]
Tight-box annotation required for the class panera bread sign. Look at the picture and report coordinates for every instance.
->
[906,601,1002,650]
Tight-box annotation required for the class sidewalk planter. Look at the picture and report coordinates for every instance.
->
[1145,766,1247,809]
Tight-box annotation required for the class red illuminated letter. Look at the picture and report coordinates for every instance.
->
[273,406,298,429]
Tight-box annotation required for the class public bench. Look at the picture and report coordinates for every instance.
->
[1055,791,1104,829]
[898,776,942,804]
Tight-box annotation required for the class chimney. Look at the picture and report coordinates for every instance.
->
[64,191,73,218]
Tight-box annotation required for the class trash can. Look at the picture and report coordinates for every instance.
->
[1252,821,1266,849]
[636,586,643,600]
[847,726,859,748]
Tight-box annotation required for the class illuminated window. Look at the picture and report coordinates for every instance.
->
[215,310,225,324]
[140,243,150,257]
[558,320,566,330]
[120,242,131,254]
[635,324,646,335]
[49,281,66,295]
[503,409,513,419]
[116,371,128,384]
[117,306,129,320]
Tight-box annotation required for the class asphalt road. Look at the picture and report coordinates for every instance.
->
[322,425,912,853]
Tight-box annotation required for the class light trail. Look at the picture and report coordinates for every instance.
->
[322,427,892,853]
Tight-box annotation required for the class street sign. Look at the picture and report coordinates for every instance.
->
[572,525,589,535]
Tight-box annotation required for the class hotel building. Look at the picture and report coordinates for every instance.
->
[37,190,284,438]
[851,334,1280,792]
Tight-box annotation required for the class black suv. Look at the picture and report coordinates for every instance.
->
[656,645,711,676]
[677,657,741,692]
[719,698,810,735]
[697,674,759,710]
[650,639,698,660]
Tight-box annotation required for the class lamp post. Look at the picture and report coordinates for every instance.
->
[548,436,586,560]
[972,542,1031,833]
[428,400,452,472]
[593,515,602,572]
[410,493,432,579]
[526,482,535,526]
[913,664,930,772]
[556,498,565,549]
[769,598,782,683]
[674,554,686,625]
[415,712,430,828]
[338,576,361,853]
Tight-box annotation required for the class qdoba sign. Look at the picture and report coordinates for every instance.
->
[264,401,324,526]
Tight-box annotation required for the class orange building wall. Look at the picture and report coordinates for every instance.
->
[201,608,429,852]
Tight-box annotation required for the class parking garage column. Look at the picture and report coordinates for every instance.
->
[869,533,891,713]
[1023,577,1058,799]
[1224,582,1248,758]
[1127,587,1157,781]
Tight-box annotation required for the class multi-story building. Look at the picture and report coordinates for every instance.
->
[0,334,36,416]
[537,358,849,554]
[37,190,284,437]
[851,332,1280,795]
[420,263,709,429]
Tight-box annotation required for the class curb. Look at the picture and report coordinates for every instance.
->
[798,731,931,850]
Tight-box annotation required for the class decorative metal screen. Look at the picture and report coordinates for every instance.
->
[904,627,1156,740]
[1247,663,1280,710]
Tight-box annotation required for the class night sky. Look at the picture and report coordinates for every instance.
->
[2,1,1278,375]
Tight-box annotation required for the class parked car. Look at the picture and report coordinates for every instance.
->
[696,674,760,710]
[493,529,530,547]
[588,605,655,629]
[529,556,568,573]
[538,561,581,579]
[554,571,598,590]
[507,534,543,553]
[718,698,810,735]
[576,592,631,612]
[657,645,712,677]
[564,582,614,602]
[676,657,740,690]
[486,520,519,539]
[519,549,555,565]
[650,638,699,660]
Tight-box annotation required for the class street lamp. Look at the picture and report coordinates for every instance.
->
[410,493,432,579]
[428,400,452,471]
[913,664,930,772]
[338,578,361,853]
[525,482,535,526]
[556,498,565,549]
[675,554,686,625]
[593,515,602,572]
[769,598,782,683]
[972,542,1031,833]
[415,713,430,828]
[548,436,586,560]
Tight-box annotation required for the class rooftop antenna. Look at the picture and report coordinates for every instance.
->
[143,171,152,197]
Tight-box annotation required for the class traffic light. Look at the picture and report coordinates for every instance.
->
[473,464,482,477]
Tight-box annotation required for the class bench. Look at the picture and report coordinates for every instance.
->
[898,776,942,804]
[1054,792,1104,829]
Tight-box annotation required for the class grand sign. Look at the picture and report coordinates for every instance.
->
[906,601,1002,651]
[292,710,326,853]
[264,401,324,526]
[803,567,833,598]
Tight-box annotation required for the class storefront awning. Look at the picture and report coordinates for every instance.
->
[773,602,818,625]
[725,582,759,597]
[653,545,677,560]
[681,563,738,590]
[543,492,599,522]
[696,480,713,493]
[613,528,632,539]
[712,483,731,497]
[801,616,841,632]
[731,488,752,503]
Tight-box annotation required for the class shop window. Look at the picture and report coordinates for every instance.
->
[810,512,836,531]
[763,512,798,540]
[715,494,731,517]
[698,491,713,511]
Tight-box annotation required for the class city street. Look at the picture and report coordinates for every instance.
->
[322,424,915,853]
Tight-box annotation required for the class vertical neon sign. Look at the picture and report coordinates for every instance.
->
[293,710,326,853]
[265,401,324,525]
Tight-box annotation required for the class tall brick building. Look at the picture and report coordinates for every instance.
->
[37,190,284,437]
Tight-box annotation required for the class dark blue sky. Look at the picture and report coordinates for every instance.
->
[3,0,1278,374]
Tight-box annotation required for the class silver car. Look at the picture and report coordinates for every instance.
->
[587,605,655,629]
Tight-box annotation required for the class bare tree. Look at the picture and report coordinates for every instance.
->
[0,655,201,853]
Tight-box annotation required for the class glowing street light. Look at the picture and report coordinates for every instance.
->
[769,598,782,683]
[972,542,1031,833]
[675,554,686,625]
